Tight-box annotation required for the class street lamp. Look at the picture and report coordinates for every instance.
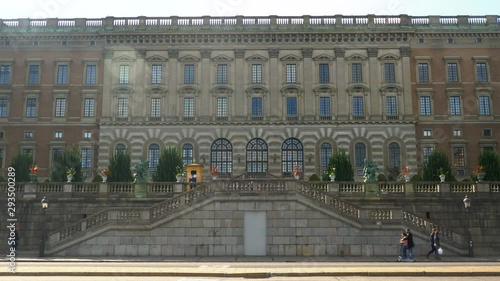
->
[463,195,473,257]
[39,196,49,257]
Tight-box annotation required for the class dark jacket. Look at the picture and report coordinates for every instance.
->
[406,232,415,248]
[429,232,440,246]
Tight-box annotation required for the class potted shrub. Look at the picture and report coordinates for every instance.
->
[210,166,218,180]
[66,167,76,182]
[438,168,446,183]
[401,166,410,182]
[329,167,336,182]
[292,164,302,180]
[472,166,485,182]
[175,166,184,182]
[101,167,111,182]
[29,164,38,182]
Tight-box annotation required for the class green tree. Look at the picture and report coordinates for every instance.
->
[479,149,500,181]
[322,148,354,181]
[153,146,184,182]
[423,149,455,182]
[108,151,134,182]
[11,152,33,182]
[51,145,83,182]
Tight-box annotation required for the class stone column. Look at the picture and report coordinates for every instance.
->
[334,48,347,120]
[102,49,114,122]
[134,49,146,122]
[400,47,413,120]
[200,48,211,121]
[167,49,179,121]
[302,48,314,121]
[268,48,280,120]
[234,49,245,121]
[367,47,379,120]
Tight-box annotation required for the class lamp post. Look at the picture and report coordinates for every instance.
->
[463,195,473,257]
[39,196,49,257]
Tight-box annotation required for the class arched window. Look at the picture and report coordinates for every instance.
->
[320,143,332,172]
[211,139,232,176]
[389,142,401,168]
[115,143,126,155]
[355,143,366,167]
[182,144,193,165]
[148,144,160,168]
[246,138,268,174]
[281,138,303,175]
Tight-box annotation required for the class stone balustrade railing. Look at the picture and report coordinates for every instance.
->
[1,15,498,32]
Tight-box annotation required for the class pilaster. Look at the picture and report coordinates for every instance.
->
[400,47,413,120]
[367,47,379,119]
[334,48,347,119]
[268,48,280,120]
[200,48,211,120]
[302,48,314,121]
[234,49,245,121]
[168,49,179,120]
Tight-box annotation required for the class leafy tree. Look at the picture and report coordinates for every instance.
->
[108,151,134,182]
[11,152,33,182]
[479,149,500,181]
[377,173,387,182]
[423,149,455,182]
[51,145,83,182]
[308,174,321,181]
[385,166,400,181]
[322,148,354,181]
[153,146,184,182]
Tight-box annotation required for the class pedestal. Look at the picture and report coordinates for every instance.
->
[365,182,379,197]
[134,183,147,198]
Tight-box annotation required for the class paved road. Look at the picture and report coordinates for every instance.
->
[6,277,500,281]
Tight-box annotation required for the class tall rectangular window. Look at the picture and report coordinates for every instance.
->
[119,65,129,84]
[319,63,329,84]
[286,64,296,83]
[81,148,93,168]
[85,65,97,85]
[184,97,194,117]
[386,96,397,116]
[420,96,431,116]
[83,98,95,117]
[51,148,63,168]
[117,98,128,117]
[453,147,465,166]
[150,98,161,117]
[151,64,162,84]
[319,97,330,117]
[184,64,195,84]
[28,65,40,85]
[384,63,395,83]
[0,98,7,117]
[55,98,66,117]
[479,96,491,115]
[447,63,459,82]
[0,65,11,84]
[476,63,488,82]
[217,97,228,117]
[217,64,227,84]
[352,63,362,83]
[251,97,262,117]
[353,96,364,116]
[26,98,37,117]
[422,147,434,165]
[287,97,297,116]
[251,64,262,84]
[57,65,68,84]
[449,96,461,115]
[418,63,429,83]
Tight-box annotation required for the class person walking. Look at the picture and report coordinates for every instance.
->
[406,228,415,261]
[426,228,440,260]
[398,230,408,261]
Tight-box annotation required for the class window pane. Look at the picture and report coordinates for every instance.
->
[476,63,488,82]
[151,64,162,84]
[0,65,11,84]
[453,147,465,166]
[211,139,233,175]
[384,63,395,83]
[352,63,362,83]
[26,98,37,117]
[57,65,68,84]
[184,64,194,84]
[479,96,491,115]
[353,96,364,116]
[355,143,366,167]
[0,98,7,117]
[86,65,97,84]
[320,143,332,172]
[81,148,93,168]
[251,97,262,117]
[184,97,194,117]
[217,64,227,84]
[423,147,434,165]
[319,63,329,83]
[118,98,128,117]
[119,65,129,84]
[319,97,330,117]
[281,138,303,175]
[418,63,429,83]
[447,63,459,82]
[246,138,268,174]
[84,98,95,117]
[217,97,228,117]
[148,144,160,168]
[287,97,297,116]
[449,96,461,115]
[389,143,400,168]
[286,64,296,83]
[420,96,431,115]
[150,98,161,117]
[386,96,397,116]
[182,144,193,165]
[28,65,40,84]
[251,64,262,84]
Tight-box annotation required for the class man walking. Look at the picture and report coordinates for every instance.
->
[406,228,415,261]
[426,228,440,260]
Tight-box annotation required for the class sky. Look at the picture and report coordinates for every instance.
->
[0,0,498,19]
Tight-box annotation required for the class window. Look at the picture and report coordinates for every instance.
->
[420,96,431,116]
[251,64,262,84]
[117,98,128,118]
[281,138,303,176]
[476,37,483,44]
[184,64,194,84]
[24,131,34,139]
[449,96,461,115]
[355,143,366,167]
[286,64,296,83]
[423,130,432,137]
[482,129,492,137]
[217,97,228,117]
[453,129,462,137]
[476,63,488,82]
[0,65,11,84]
[422,147,434,165]
[386,96,397,117]
[55,98,66,117]
[251,97,262,117]
[81,148,93,168]
[148,144,160,168]
[26,98,37,117]
[33,41,39,46]
[119,65,129,84]
[418,38,425,44]
[320,143,332,172]
[447,63,459,82]
[246,138,268,174]
[418,63,429,83]
[319,97,330,118]
[184,97,194,117]
[319,63,329,83]
[61,40,68,46]
[83,98,95,117]
[28,65,40,85]
[54,131,63,139]
[287,97,297,117]
[150,98,161,118]
[83,131,92,138]
[211,139,233,175]
[115,143,126,155]
[447,38,454,44]
[453,147,465,167]
[217,64,227,84]
[0,98,7,117]
[384,63,395,83]
[388,143,401,168]
[51,148,63,168]
[351,63,362,83]
[182,144,193,165]
[353,96,364,117]
[85,65,97,85]
[479,96,491,115]
[151,64,162,84]
[57,65,68,84]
